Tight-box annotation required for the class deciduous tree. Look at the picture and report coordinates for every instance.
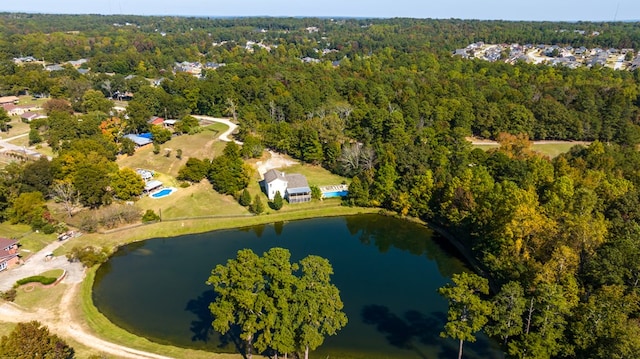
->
[439,272,492,359]
[0,321,74,359]
[110,167,145,201]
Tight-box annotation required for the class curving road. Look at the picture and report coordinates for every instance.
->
[191,116,243,145]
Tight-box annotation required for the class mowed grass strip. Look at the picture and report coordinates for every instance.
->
[472,141,588,158]
[531,142,587,158]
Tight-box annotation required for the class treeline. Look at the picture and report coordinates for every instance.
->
[3,14,640,66]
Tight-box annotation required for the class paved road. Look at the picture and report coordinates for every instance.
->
[0,132,50,159]
[192,115,243,144]
[0,238,84,291]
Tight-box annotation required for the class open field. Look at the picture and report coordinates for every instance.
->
[531,142,588,158]
[135,180,249,219]
[14,278,67,310]
[117,125,228,178]
[471,140,589,158]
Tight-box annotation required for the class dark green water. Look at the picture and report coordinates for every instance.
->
[93,214,504,358]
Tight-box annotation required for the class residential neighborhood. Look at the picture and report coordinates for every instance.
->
[454,41,640,70]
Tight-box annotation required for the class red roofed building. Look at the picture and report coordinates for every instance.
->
[147,116,165,126]
[0,238,19,271]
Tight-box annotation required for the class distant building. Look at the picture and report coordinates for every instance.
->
[123,134,153,147]
[0,96,19,105]
[20,112,47,122]
[147,116,165,126]
[0,238,19,271]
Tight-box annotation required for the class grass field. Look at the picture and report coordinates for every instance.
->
[531,142,587,158]
[472,141,588,158]
[135,181,249,219]
[117,125,228,178]
[14,280,66,310]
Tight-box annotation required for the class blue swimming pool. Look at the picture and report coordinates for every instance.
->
[151,188,175,199]
[323,190,348,198]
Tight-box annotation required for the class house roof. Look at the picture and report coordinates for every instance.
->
[2,104,17,111]
[287,187,311,195]
[123,134,153,146]
[147,116,165,125]
[284,173,310,190]
[0,96,19,104]
[144,180,163,191]
[21,112,47,121]
[0,238,17,251]
[263,169,286,183]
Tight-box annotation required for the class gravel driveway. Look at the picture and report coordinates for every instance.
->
[0,238,85,291]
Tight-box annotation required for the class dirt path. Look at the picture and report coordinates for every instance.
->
[0,240,175,359]
[256,151,299,176]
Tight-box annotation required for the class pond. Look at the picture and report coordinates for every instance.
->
[93,214,504,359]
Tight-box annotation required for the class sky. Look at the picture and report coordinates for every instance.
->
[0,0,638,22]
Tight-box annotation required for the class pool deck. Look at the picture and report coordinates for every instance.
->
[319,184,348,193]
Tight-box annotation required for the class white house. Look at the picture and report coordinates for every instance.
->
[263,169,288,200]
[262,169,312,203]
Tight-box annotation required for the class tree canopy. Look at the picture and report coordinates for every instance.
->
[206,248,347,359]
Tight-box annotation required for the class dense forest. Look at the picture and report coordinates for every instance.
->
[2,13,640,358]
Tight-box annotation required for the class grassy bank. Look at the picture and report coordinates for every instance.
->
[80,269,240,359]
[63,204,377,251]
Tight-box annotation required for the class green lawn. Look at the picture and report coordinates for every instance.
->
[472,142,589,158]
[531,142,588,158]
[117,126,228,178]
[3,118,30,140]
[0,223,56,258]
[135,181,249,220]
[14,281,67,310]
[278,163,349,187]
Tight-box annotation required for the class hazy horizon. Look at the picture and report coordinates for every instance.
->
[1,1,639,22]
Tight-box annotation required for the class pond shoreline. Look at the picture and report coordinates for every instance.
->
[90,211,503,359]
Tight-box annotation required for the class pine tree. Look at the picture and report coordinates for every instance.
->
[251,194,265,214]
[239,189,252,207]
[272,191,284,210]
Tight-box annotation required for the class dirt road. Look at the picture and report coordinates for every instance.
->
[0,238,175,359]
